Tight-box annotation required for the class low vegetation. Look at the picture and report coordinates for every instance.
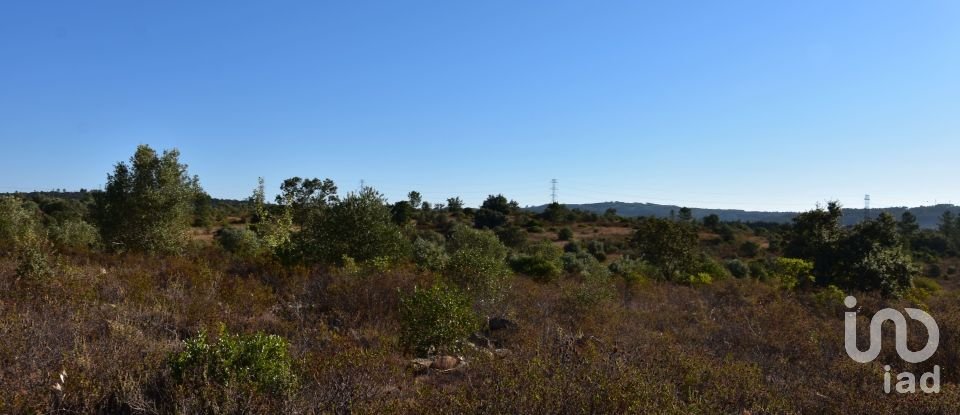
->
[2,145,960,413]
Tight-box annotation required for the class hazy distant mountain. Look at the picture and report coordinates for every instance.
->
[526,201,960,229]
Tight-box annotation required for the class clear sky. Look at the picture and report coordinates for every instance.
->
[1,1,958,211]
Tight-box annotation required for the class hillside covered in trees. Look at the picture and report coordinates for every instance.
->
[527,201,960,229]
[3,145,960,413]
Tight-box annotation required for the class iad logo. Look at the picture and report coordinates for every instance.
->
[844,296,940,393]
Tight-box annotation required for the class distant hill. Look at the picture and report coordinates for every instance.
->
[526,201,960,229]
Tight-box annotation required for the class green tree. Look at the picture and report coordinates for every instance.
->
[391,200,414,225]
[473,208,507,229]
[845,245,915,297]
[192,191,214,227]
[540,203,574,223]
[784,202,844,284]
[92,145,201,253]
[603,207,618,221]
[786,206,915,296]
[481,194,513,215]
[631,217,700,281]
[898,211,919,238]
[677,207,693,222]
[702,214,720,229]
[939,211,960,251]
[445,224,511,304]
[407,191,422,209]
[249,177,293,250]
[299,187,407,264]
[276,177,338,226]
[446,197,464,213]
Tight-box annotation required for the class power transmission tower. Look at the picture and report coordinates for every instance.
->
[864,194,871,221]
[551,179,558,204]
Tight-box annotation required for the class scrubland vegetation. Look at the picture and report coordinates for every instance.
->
[4,145,960,413]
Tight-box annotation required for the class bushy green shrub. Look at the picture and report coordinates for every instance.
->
[905,276,942,306]
[412,237,448,272]
[445,225,511,302]
[739,240,760,258]
[473,208,507,229]
[608,256,653,283]
[494,225,528,248]
[844,245,915,297]
[48,219,100,250]
[299,187,409,265]
[558,227,574,241]
[169,327,296,394]
[772,257,814,290]
[562,251,615,314]
[813,284,846,310]
[562,251,597,274]
[586,240,606,261]
[748,260,769,281]
[510,241,563,282]
[15,232,55,281]
[913,276,942,293]
[0,197,56,280]
[686,272,713,286]
[0,196,42,252]
[726,259,749,279]
[698,256,731,280]
[399,283,481,356]
[631,217,699,281]
[215,227,263,258]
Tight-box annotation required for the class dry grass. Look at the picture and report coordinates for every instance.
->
[2,248,959,413]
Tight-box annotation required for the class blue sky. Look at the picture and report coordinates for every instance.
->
[1,1,958,210]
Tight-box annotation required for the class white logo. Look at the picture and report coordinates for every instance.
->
[844,296,940,394]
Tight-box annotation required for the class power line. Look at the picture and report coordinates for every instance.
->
[551,179,558,204]
[864,194,871,221]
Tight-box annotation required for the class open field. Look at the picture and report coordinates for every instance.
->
[3,146,960,414]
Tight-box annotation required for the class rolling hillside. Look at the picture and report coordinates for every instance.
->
[527,201,960,229]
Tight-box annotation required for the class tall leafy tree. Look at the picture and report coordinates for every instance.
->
[299,187,407,264]
[407,191,422,210]
[785,206,915,296]
[481,194,513,215]
[446,197,464,213]
[276,177,338,226]
[631,217,699,280]
[898,211,919,239]
[939,211,960,251]
[784,202,844,283]
[92,145,201,253]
